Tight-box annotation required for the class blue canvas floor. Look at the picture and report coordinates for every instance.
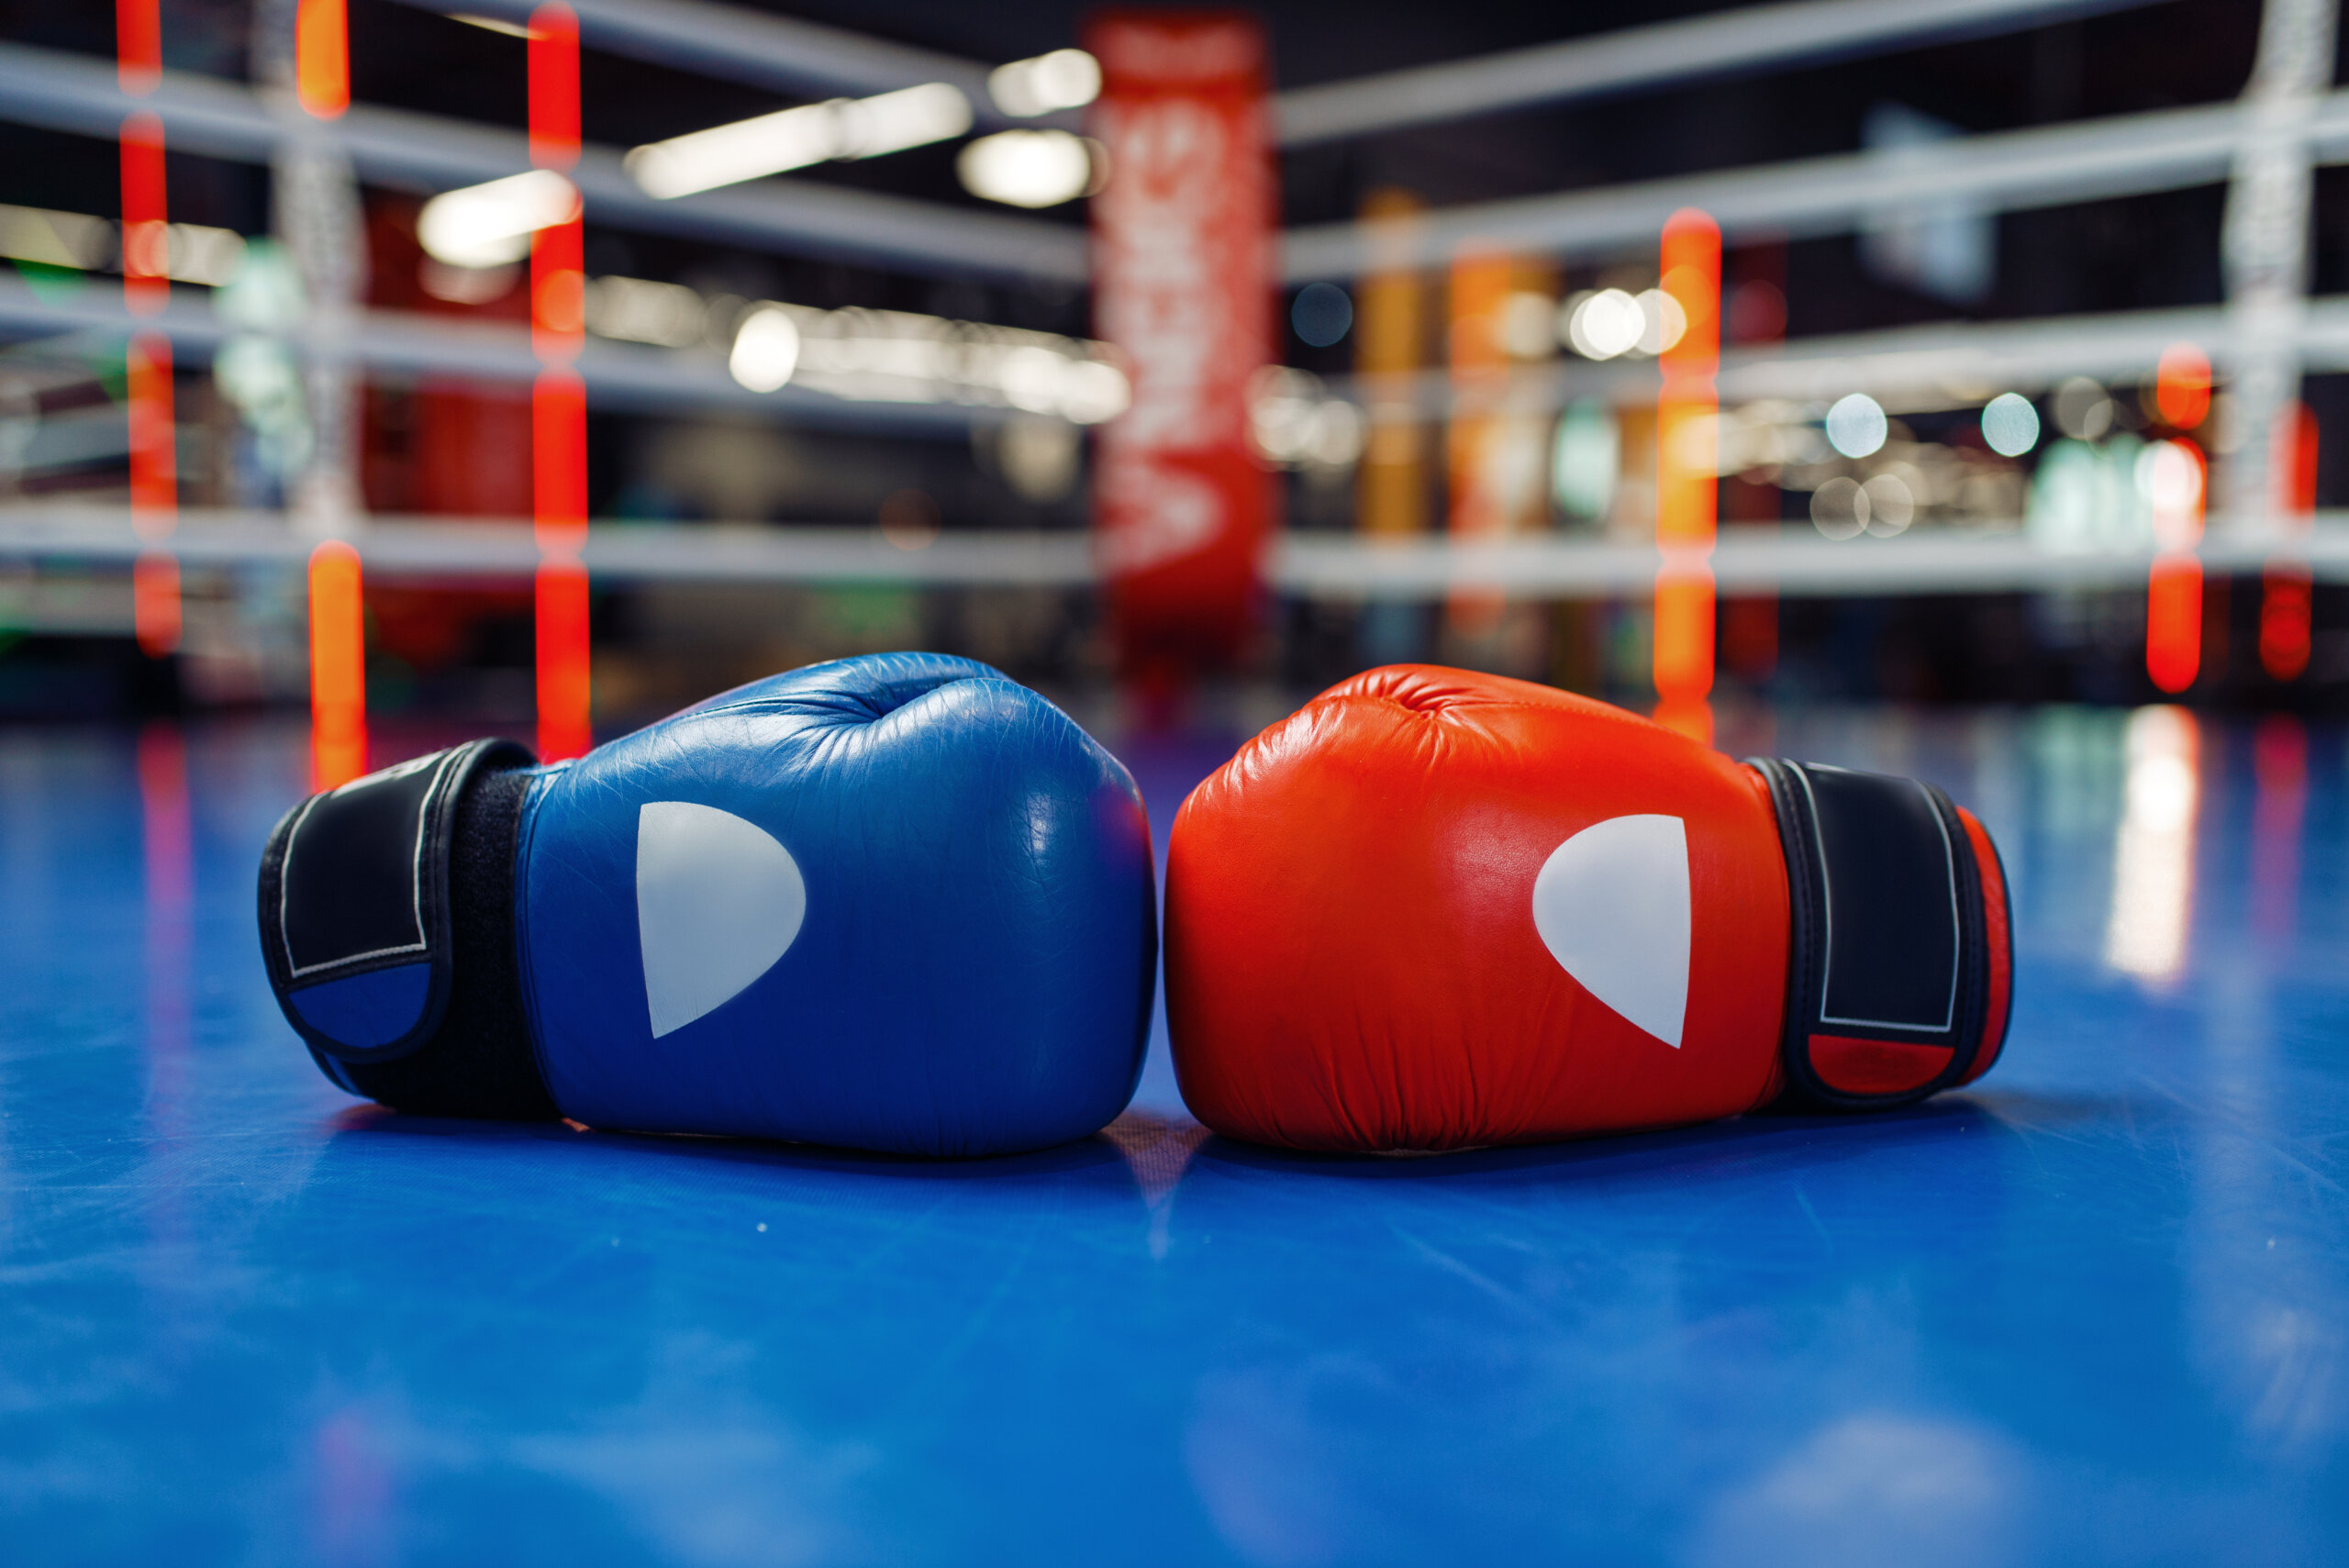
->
[3,699,2346,1564]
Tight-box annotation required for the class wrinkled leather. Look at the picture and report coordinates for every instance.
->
[516,653,1157,1156]
[1166,665,1792,1152]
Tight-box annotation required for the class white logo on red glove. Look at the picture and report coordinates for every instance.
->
[1531,814,1691,1048]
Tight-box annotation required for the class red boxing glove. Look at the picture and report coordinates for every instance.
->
[1165,666,2012,1151]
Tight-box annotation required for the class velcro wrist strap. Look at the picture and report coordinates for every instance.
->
[258,739,534,1063]
[1747,758,1990,1111]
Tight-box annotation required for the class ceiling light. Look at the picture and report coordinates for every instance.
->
[1056,360,1130,424]
[833,83,975,160]
[2051,377,2113,441]
[584,274,709,347]
[628,84,973,201]
[988,50,1101,117]
[729,307,801,393]
[629,103,840,199]
[1980,393,2040,457]
[1634,288,1687,355]
[957,130,1095,208]
[1811,476,1867,539]
[1565,290,1641,360]
[417,170,579,269]
[1861,473,1914,536]
[2137,439,2205,517]
[0,203,247,287]
[1825,393,1887,459]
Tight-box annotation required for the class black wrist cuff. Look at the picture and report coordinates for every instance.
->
[257,740,559,1119]
[1747,759,1992,1112]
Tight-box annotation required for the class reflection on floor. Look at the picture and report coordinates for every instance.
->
[1,699,2344,1563]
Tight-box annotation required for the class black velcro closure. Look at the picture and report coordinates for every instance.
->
[325,766,559,1119]
[1748,759,1988,1111]
[258,739,533,1062]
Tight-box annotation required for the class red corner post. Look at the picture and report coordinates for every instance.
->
[1653,208,1720,745]
[529,4,592,761]
[1085,11,1275,700]
[2260,402,2319,682]
[2145,343,2210,695]
[118,0,179,658]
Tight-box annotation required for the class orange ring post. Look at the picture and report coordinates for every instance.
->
[295,0,350,118]
[308,541,368,788]
[1444,245,1511,637]
[286,0,362,775]
[1653,208,1720,745]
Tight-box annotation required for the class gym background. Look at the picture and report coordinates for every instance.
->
[0,0,2328,736]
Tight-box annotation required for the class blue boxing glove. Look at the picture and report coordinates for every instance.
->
[257,653,1156,1156]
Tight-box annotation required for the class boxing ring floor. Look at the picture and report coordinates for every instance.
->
[2,699,2345,1565]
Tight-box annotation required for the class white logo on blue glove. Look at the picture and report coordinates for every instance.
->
[636,801,807,1039]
